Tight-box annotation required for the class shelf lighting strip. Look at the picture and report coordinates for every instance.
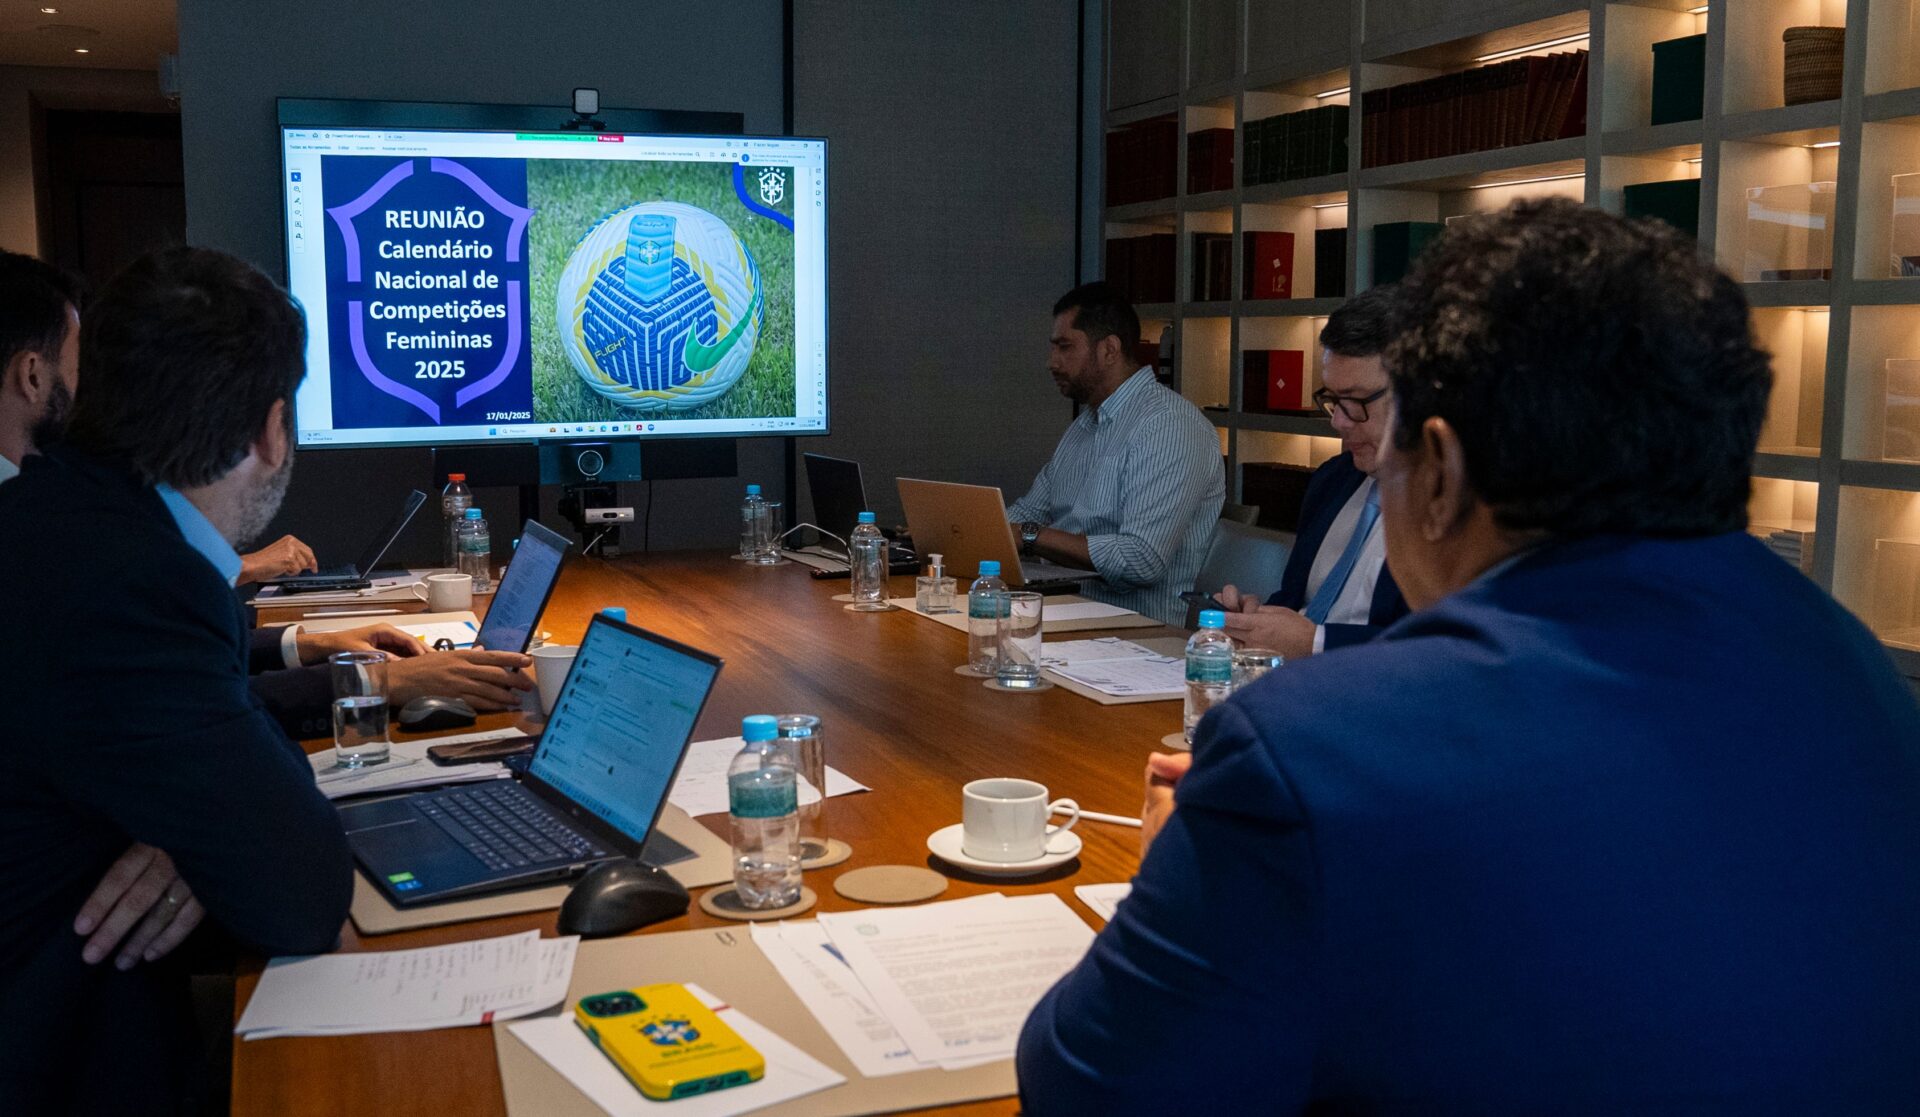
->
[1316,86,1351,99]
[1467,171,1585,190]
[1472,32,1589,64]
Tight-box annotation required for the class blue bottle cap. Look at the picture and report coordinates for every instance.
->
[602,607,627,623]
[742,715,779,742]
[464,507,482,519]
[979,560,1001,576]
[746,483,761,495]
[857,511,877,524]
[1199,609,1226,628]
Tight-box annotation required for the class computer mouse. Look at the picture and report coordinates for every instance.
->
[558,859,690,938]
[395,695,478,731]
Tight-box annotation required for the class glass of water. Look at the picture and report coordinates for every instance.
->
[994,591,1046,689]
[330,651,391,768]
[777,714,829,861]
[752,500,787,565]
[1232,648,1284,692]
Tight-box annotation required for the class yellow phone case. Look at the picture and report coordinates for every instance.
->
[574,983,766,1101]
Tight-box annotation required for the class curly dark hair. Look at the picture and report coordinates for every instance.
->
[63,247,306,488]
[1383,198,1770,538]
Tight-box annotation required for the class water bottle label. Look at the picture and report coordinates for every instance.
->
[969,594,1007,620]
[1186,655,1232,684]
[729,771,797,819]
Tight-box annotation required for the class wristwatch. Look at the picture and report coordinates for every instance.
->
[1019,521,1043,556]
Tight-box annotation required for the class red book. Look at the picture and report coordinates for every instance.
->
[1241,231,1296,299]
[1242,349,1307,412]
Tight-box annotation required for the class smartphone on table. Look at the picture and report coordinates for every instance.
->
[574,984,765,1101]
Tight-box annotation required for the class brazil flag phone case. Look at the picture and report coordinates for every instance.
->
[574,984,766,1101]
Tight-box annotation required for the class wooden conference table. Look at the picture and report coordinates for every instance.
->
[237,552,1185,1117]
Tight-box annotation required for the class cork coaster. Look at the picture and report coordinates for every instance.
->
[799,837,853,870]
[953,664,994,678]
[698,885,818,922]
[830,593,856,603]
[1160,732,1190,751]
[984,677,1054,693]
[833,865,948,905]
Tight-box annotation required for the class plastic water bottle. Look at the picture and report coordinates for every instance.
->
[457,507,491,592]
[729,715,801,909]
[967,560,1008,673]
[848,511,890,610]
[739,484,766,559]
[441,473,472,567]
[1183,610,1234,744]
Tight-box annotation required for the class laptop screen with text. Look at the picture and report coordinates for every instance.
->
[528,618,720,843]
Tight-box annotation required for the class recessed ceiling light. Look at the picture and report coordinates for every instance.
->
[40,7,59,13]
[73,47,88,53]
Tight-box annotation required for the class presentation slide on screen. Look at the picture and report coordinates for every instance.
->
[281,128,826,447]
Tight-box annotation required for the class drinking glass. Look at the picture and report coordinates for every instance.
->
[777,714,829,861]
[330,651,391,768]
[994,591,1046,689]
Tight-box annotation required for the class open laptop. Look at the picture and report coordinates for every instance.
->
[895,477,1092,590]
[786,453,919,577]
[266,489,428,592]
[339,614,721,906]
[472,520,571,654]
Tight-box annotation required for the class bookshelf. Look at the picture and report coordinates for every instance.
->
[1103,0,1920,678]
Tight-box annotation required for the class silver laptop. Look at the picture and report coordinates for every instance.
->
[895,477,1091,589]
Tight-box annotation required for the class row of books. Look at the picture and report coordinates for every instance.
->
[1107,116,1178,207]
[1187,128,1235,195]
[1191,233,1233,302]
[1243,349,1309,413]
[1106,233,1176,305]
[1245,105,1349,187]
[1360,50,1588,168]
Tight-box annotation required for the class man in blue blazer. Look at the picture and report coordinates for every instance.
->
[1017,199,1920,1111]
[0,249,354,1113]
[1219,285,1408,657]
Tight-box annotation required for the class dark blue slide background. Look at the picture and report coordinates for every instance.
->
[321,156,533,430]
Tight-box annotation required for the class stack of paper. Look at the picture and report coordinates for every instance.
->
[667,737,870,819]
[752,893,1096,1074]
[236,930,577,1039]
[508,983,846,1117]
[1072,882,1133,923]
[308,729,519,800]
[1041,637,1185,699]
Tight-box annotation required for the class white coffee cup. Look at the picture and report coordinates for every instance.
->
[530,644,578,717]
[412,572,473,611]
[961,777,1080,862]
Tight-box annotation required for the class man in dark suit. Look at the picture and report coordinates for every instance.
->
[1018,199,1920,1112]
[1219,284,1407,656]
[0,248,355,1114]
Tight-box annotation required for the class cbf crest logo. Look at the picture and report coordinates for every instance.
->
[643,1018,700,1046]
[756,168,786,205]
[556,201,763,412]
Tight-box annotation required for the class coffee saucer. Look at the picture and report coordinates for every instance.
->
[926,823,1082,877]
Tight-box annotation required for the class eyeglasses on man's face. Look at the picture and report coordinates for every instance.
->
[1312,386,1389,423]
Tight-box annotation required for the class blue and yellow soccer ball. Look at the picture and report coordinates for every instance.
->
[556,201,763,412]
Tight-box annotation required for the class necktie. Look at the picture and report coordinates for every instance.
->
[1303,483,1380,624]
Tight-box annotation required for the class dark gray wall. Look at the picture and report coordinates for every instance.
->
[177,0,1080,561]
[791,0,1079,530]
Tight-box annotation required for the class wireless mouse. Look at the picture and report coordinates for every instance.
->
[558,859,690,938]
[395,695,478,731]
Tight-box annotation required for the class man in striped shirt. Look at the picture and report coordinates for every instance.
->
[1007,282,1223,625]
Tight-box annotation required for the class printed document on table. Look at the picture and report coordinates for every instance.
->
[508,982,844,1117]
[1041,601,1137,621]
[1046,654,1185,698]
[749,915,1004,1077]
[1038,637,1160,668]
[816,893,1096,1064]
[668,736,870,818]
[1073,883,1133,922]
[237,931,577,1038]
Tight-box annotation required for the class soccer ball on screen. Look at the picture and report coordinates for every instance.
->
[556,201,763,412]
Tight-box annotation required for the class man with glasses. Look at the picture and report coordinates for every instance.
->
[1217,285,1407,656]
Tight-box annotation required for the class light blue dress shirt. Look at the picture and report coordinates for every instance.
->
[1007,368,1224,624]
[156,483,243,587]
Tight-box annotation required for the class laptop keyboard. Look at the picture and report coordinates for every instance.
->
[418,782,609,871]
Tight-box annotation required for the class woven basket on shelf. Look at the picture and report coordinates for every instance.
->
[1783,26,1845,106]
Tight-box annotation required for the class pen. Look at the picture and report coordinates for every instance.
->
[303,607,403,618]
[1056,806,1143,828]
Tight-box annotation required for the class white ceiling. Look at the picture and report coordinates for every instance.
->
[0,0,176,70]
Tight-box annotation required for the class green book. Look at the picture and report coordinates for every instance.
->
[1650,34,1705,125]
[1371,221,1444,285]
[1622,178,1700,239]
